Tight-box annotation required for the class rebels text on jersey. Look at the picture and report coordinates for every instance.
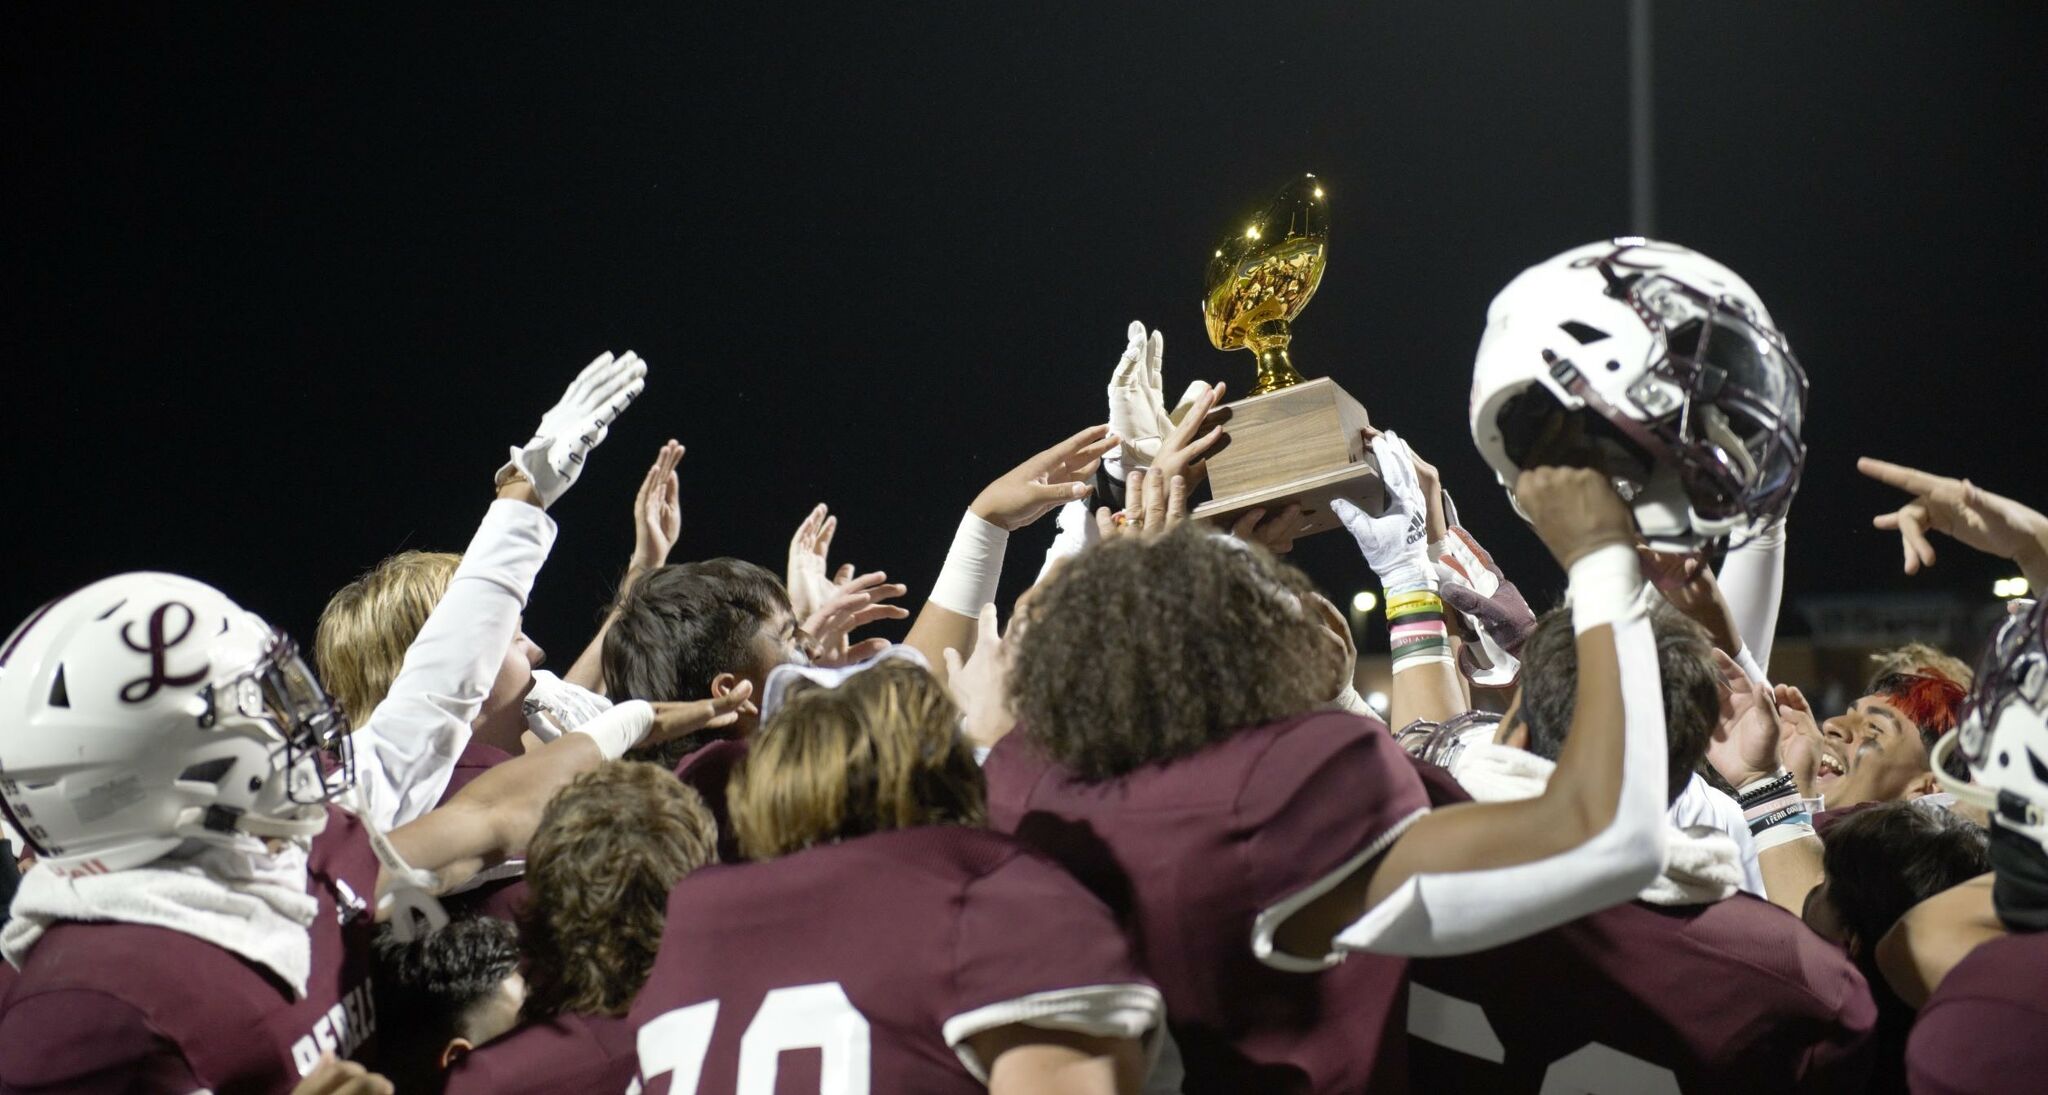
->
[626,826,1161,1094]
[0,806,381,1094]
[983,709,1429,1095]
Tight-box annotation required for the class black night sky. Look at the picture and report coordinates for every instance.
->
[7,4,2043,661]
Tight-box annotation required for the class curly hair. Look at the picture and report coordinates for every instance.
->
[518,761,718,1019]
[1010,525,1339,781]
[730,662,984,860]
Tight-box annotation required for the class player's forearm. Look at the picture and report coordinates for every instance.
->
[1388,658,1468,730]
[908,511,1011,681]
[1756,832,1823,916]
[1338,550,1667,956]
[387,731,604,880]
[356,495,558,828]
[1716,519,1786,671]
[977,1030,1146,1095]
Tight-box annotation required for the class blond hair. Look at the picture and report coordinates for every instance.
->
[314,550,461,724]
[520,761,717,1018]
[730,662,984,862]
[1867,642,1974,691]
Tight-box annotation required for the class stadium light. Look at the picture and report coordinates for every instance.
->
[1994,577,2031,599]
[1351,590,1378,614]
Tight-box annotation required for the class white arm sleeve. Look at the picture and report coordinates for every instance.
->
[1331,550,1669,957]
[943,984,1167,1085]
[1716,519,1786,672]
[352,499,557,831]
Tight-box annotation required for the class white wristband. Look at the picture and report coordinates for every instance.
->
[1567,543,1645,635]
[930,511,1010,616]
[571,699,654,760]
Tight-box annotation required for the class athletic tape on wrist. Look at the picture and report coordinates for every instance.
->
[573,699,654,760]
[1568,543,1644,635]
[929,511,1010,616]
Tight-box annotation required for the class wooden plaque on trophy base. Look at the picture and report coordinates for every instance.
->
[1190,376,1386,538]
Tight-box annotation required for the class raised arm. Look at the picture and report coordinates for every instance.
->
[563,439,683,692]
[1331,430,1466,729]
[1859,456,2048,587]
[1278,467,1668,958]
[381,688,748,894]
[905,424,1119,679]
[352,351,645,830]
[1716,518,1787,672]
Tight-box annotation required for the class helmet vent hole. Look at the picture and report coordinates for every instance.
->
[47,668,69,709]
[1558,320,1609,344]
[248,776,263,793]
[177,758,235,785]
[1605,360,1622,372]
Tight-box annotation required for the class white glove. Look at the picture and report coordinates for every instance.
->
[522,669,614,742]
[497,351,648,508]
[1105,320,1209,480]
[1330,431,1436,593]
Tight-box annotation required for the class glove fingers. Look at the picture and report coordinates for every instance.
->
[566,351,618,405]
[1439,582,1514,628]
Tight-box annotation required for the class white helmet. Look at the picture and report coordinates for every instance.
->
[1934,600,2048,852]
[1469,238,1808,551]
[0,573,351,877]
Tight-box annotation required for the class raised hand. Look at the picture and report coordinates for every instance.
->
[1147,382,1229,488]
[1230,502,1307,555]
[1094,468,1190,539]
[498,350,648,508]
[970,425,1121,532]
[1707,649,1782,790]
[631,440,685,574]
[942,604,1017,751]
[1516,466,1638,569]
[1773,683,1827,797]
[802,571,910,666]
[1435,525,1537,687]
[1859,457,2048,580]
[643,683,755,747]
[786,504,841,624]
[1637,546,1741,654]
[1106,320,1215,474]
[1331,430,1433,590]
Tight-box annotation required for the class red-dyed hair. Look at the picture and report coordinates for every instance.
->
[1872,669,1968,749]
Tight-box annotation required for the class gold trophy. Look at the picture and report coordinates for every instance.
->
[1190,174,1384,537]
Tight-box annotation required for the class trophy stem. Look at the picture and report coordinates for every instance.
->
[1250,345,1307,396]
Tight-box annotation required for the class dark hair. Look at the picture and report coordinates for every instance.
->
[521,761,718,1019]
[1011,525,1337,781]
[1820,801,1989,951]
[602,559,790,761]
[369,916,521,1091]
[1514,599,1720,805]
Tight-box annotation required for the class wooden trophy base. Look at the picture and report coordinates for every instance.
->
[1190,376,1385,538]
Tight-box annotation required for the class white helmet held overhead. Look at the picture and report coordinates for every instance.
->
[1934,599,2048,853]
[1469,238,1808,552]
[0,573,351,877]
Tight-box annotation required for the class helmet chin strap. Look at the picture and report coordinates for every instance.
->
[335,785,450,943]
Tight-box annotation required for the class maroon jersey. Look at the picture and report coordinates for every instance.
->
[436,738,527,921]
[672,737,748,864]
[443,1011,637,1095]
[0,806,382,1094]
[627,826,1158,1094]
[1407,895,1875,1092]
[984,709,1428,1094]
[438,737,515,802]
[1907,929,2048,1093]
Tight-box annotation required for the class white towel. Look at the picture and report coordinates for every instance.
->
[1,837,318,997]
